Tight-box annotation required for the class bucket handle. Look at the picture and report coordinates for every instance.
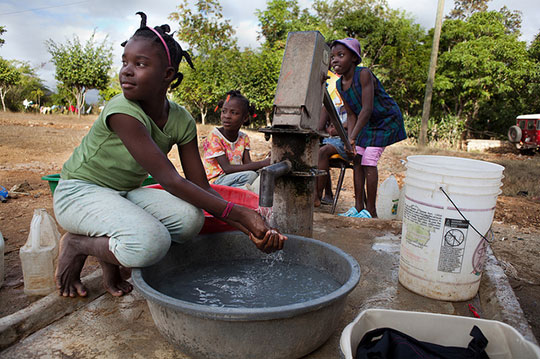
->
[439,187,493,243]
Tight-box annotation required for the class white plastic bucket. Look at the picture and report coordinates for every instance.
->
[340,309,540,359]
[399,155,504,301]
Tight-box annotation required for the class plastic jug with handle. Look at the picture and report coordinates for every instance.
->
[19,209,60,296]
[376,175,400,220]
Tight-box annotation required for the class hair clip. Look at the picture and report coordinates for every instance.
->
[225,94,231,103]
[214,105,219,112]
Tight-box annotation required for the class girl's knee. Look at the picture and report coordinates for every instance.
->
[168,206,204,243]
[111,225,171,268]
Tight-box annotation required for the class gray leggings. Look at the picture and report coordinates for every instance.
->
[53,179,204,267]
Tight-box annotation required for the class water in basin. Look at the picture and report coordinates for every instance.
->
[150,254,341,308]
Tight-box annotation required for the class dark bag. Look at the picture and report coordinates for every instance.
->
[356,325,489,359]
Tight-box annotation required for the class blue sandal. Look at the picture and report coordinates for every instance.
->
[338,207,359,217]
[352,209,372,218]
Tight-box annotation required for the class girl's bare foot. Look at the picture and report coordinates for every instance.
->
[55,233,88,297]
[119,266,132,281]
[99,261,133,296]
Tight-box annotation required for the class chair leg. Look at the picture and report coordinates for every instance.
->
[331,165,347,214]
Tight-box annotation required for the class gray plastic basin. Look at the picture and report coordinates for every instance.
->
[132,231,360,359]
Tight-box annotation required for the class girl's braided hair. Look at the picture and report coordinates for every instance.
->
[217,90,256,126]
[121,12,194,90]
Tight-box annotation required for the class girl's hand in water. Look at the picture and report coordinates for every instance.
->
[227,205,287,252]
[249,229,287,253]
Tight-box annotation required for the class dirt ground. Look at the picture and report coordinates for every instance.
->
[1,112,539,342]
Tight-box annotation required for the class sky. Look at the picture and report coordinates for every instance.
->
[1,0,539,100]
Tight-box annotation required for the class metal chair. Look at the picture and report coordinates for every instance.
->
[328,154,354,214]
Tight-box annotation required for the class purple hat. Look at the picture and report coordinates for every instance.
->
[333,38,362,62]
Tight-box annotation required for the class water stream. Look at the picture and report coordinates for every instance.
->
[257,206,273,227]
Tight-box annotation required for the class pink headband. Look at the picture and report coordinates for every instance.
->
[147,27,172,67]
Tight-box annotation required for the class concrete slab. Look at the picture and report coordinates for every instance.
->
[1,214,536,358]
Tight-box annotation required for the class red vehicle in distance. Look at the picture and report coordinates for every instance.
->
[508,114,540,155]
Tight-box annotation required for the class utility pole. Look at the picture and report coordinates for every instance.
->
[419,0,445,147]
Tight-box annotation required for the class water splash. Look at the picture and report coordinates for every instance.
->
[263,251,285,267]
[257,206,273,226]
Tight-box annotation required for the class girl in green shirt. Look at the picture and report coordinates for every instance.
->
[54,12,286,298]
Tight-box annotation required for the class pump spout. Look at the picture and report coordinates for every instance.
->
[259,160,292,208]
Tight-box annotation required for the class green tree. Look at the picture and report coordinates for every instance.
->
[256,0,320,50]
[174,47,241,124]
[170,0,240,124]
[170,0,236,54]
[31,88,44,106]
[529,32,540,62]
[51,82,76,109]
[253,0,326,126]
[3,61,47,111]
[99,71,122,103]
[0,26,5,47]
[447,0,490,20]
[0,58,21,111]
[237,48,282,126]
[498,6,522,35]
[46,32,113,118]
[521,33,540,115]
[435,11,535,137]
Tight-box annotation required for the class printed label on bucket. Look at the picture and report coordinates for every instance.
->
[438,219,469,273]
[403,204,442,248]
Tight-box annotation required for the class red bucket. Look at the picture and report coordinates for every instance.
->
[144,184,259,234]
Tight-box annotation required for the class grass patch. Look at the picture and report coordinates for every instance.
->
[492,156,540,198]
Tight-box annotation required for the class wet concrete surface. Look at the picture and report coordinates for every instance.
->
[1,214,536,358]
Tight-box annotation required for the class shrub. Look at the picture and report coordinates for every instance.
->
[404,115,465,148]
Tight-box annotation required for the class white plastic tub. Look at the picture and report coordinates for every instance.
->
[340,309,540,359]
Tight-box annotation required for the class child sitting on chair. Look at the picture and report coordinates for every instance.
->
[203,90,270,190]
[314,70,349,207]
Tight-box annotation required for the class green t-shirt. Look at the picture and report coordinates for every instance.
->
[61,94,197,191]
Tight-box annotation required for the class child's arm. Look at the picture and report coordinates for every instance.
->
[107,113,285,252]
[349,69,374,146]
[318,106,330,132]
[216,151,270,174]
